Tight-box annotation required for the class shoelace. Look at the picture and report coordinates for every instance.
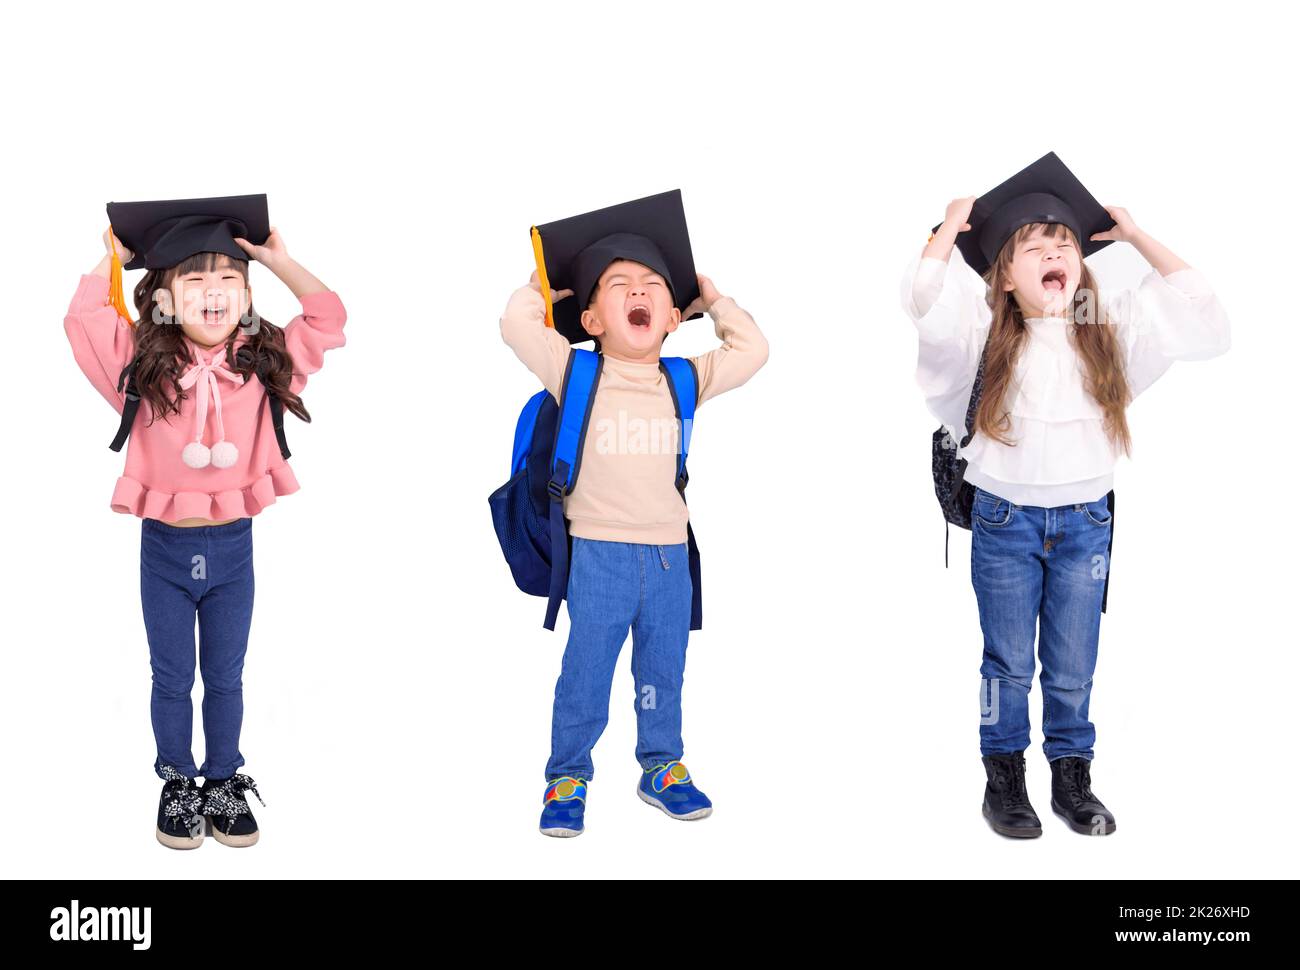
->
[1058,759,1096,804]
[989,756,1031,809]
[202,773,265,833]
[159,765,203,833]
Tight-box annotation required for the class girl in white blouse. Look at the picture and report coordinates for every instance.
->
[903,191,1230,839]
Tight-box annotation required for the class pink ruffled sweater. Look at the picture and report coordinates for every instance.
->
[64,273,347,522]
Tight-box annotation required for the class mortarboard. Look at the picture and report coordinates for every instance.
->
[531,189,701,344]
[933,153,1115,276]
[105,194,270,325]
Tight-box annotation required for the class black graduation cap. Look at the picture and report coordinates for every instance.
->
[531,189,701,344]
[933,153,1115,276]
[107,194,270,271]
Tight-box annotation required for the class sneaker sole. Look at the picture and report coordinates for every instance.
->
[539,825,584,838]
[1051,800,1117,836]
[982,803,1042,839]
[207,817,259,847]
[637,786,713,821]
[156,827,203,850]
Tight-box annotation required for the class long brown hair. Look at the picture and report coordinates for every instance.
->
[129,252,309,426]
[976,222,1131,456]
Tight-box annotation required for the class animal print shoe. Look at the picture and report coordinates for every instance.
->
[156,765,204,850]
[200,773,264,847]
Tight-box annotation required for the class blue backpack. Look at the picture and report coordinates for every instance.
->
[489,347,703,631]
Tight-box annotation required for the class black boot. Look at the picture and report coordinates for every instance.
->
[200,773,264,847]
[982,752,1042,839]
[1050,756,1116,835]
[156,765,204,850]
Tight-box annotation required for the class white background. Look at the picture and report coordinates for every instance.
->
[2,0,1295,879]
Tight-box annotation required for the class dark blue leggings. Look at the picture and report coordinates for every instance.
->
[140,517,254,780]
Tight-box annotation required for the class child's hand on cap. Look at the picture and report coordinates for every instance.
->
[235,226,287,267]
[528,270,573,302]
[103,227,134,265]
[925,198,974,249]
[1090,206,1139,244]
[682,274,722,317]
[942,197,975,233]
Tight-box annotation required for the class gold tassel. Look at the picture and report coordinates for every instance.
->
[530,226,554,330]
[107,227,135,328]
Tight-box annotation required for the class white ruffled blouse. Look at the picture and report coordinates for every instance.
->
[902,252,1231,507]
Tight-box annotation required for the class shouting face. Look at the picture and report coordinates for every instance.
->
[580,259,681,361]
[1002,224,1083,318]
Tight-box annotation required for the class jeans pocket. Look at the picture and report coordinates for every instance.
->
[973,489,1015,528]
[1082,497,1112,527]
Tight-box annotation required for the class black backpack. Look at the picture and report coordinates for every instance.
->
[930,345,1115,613]
[109,346,293,459]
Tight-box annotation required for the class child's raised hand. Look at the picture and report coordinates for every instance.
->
[103,226,134,265]
[682,274,723,317]
[923,198,975,259]
[942,197,976,233]
[528,270,573,302]
[235,227,288,267]
[1091,206,1140,244]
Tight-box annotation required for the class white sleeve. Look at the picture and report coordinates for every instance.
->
[900,251,991,436]
[1108,267,1231,400]
[910,255,947,318]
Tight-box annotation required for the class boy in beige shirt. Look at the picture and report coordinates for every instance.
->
[499,192,768,836]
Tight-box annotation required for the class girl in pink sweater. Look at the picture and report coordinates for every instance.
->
[64,196,346,849]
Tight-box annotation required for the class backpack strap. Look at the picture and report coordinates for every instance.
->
[1101,489,1114,614]
[660,356,702,631]
[544,348,603,630]
[234,347,292,460]
[951,343,988,495]
[110,348,293,460]
[946,342,990,567]
[108,358,142,452]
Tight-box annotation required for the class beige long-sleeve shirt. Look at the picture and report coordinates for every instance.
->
[500,285,769,544]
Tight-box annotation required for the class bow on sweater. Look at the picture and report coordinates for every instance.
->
[177,347,244,469]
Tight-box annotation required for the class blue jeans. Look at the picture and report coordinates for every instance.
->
[546,537,693,782]
[140,517,255,780]
[970,486,1111,763]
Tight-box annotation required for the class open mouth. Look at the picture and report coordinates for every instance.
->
[627,304,651,329]
[1041,268,1068,293]
[201,307,227,323]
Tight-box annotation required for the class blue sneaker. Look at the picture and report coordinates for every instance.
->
[637,761,713,820]
[539,776,587,838]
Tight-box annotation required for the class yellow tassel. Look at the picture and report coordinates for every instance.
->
[530,226,554,330]
[107,228,135,328]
